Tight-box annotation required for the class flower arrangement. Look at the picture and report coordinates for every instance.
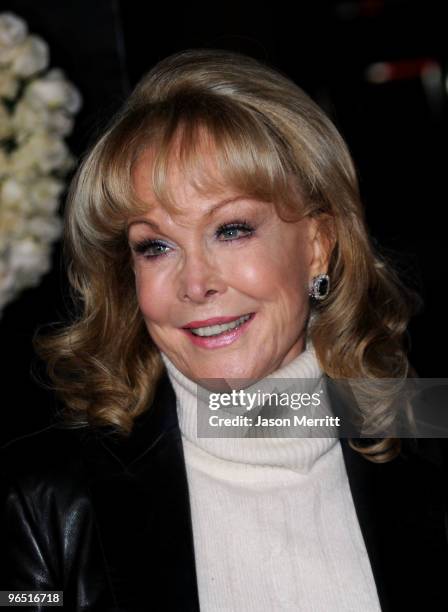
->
[0,12,82,318]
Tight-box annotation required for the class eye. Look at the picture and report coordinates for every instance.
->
[131,219,255,261]
[132,239,170,259]
[215,220,255,241]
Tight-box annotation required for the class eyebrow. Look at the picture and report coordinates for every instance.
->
[126,196,250,233]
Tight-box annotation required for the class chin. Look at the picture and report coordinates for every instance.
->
[190,363,240,381]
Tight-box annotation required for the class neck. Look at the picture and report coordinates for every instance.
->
[160,343,338,474]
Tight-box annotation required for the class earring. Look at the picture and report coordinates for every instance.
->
[309,273,330,301]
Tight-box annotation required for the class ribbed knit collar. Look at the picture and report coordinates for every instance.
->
[160,341,338,474]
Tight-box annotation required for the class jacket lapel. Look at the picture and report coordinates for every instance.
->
[82,371,200,611]
[327,377,448,610]
[337,428,448,610]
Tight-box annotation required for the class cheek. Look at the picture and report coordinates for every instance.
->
[278,238,311,295]
[238,243,308,301]
[250,242,310,327]
[134,268,171,324]
[230,240,282,296]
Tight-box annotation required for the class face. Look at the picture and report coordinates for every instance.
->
[128,148,330,387]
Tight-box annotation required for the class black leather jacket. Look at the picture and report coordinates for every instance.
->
[1,372,448,611]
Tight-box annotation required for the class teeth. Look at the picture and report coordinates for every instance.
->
[190,314,251,337]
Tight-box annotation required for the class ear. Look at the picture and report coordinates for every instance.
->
[307,214,335,279]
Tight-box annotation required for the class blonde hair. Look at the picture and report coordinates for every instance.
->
[33,49,420,462]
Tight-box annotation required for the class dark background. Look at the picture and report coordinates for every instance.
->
[1,0,446,443]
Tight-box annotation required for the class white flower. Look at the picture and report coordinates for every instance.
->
[11,132,71,173]
[0,260,16,309]
[29,177,65,214]
[10,35,49,78]
[0,12,27,51]
[27,215,62,242]
[11,98,43,141]
[13,97,75,140]
[0,215,13,249]
[9,237,51,282]
[1,176,64,216]
[0,100,11,139]
[0,148,9,177]
[0,12,82,318]
[25,69,82,113]
[8,138,40,174]
[35,135,71,173]
[0,66,19,98]
[0,209,28,242]
[48,110,74,137]
[0,176,26,206]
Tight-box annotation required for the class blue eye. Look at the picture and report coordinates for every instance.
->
[131,219,255,260]
[132,239,170,259]
[216,220,255,241]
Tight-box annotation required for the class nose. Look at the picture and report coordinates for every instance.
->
[177,247,226,303]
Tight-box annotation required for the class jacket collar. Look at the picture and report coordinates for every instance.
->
[81,371,200,610]
[88,369,179,470]
[327,377,448,611]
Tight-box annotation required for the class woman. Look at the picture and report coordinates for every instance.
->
[1,49,447,611]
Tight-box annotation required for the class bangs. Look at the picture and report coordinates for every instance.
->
[97,91,311,234]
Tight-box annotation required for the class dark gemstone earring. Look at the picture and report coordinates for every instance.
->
[309,274,330,300]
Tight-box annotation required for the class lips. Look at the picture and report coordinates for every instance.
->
[181,313,256,349]
[182,314,253,329]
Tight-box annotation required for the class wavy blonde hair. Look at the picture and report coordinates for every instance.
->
[34,49,420,462]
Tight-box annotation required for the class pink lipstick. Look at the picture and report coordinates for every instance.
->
[181,313,256,349]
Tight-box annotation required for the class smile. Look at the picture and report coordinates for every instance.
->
[181,313,256,349]
[190,313,251,336]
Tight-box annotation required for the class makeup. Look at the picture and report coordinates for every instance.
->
[181,313,256,349]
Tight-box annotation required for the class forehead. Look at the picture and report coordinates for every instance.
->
[131,144,254,219]
[127,122,305,226]
[132,146,222,196]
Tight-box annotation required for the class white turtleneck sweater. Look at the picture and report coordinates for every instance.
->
[160,344,381,612]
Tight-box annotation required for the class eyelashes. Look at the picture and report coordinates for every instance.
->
[131,219,255,260]
[215,219,254,241]
[133,239,169,259]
